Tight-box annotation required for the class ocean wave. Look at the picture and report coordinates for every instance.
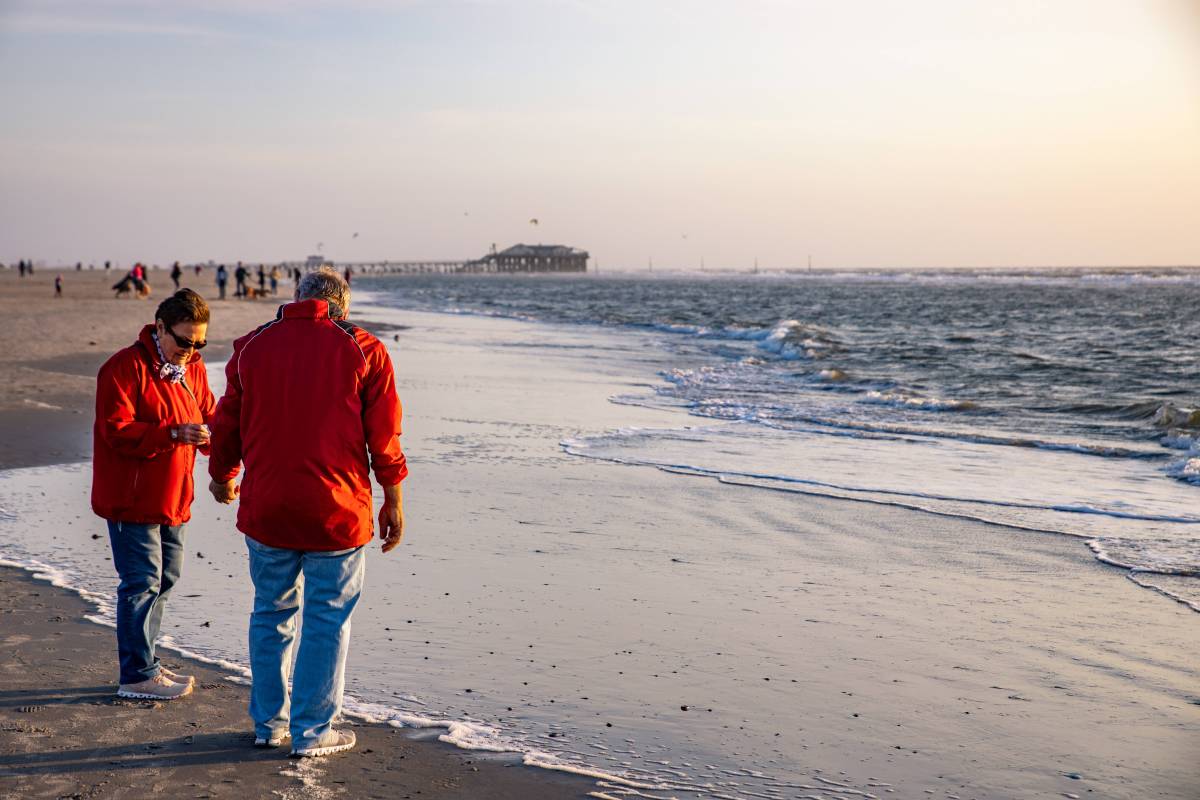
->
[661,364,1187,458]
[652,362,1177,462]
[1166,456,1200,484]
[561,428,1197,523]
[647,318,841,362]
[646,322,709,336]
[1123,572,1200,613]
[1162,432,1199,451]
[1152,403,1200,429]
[693,405,1168,460]
[861,390,978,412]
[756,319,837,361]
[438,305,543,324]
[1087,537,1200,579]
[1030,400,1168,421]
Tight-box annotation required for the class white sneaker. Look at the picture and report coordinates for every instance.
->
[290,729,356,758]
[160,666,195,686]
[117,674,193,700]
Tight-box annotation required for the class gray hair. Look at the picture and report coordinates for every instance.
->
[296,267,350,319]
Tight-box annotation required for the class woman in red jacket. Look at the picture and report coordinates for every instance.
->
[92,289,216,700]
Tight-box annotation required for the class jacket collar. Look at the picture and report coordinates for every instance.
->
[137,324,202,367]
[277,299,339,320]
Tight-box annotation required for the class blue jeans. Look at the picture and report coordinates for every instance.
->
[245,537,365,747]
[106,521,186,685]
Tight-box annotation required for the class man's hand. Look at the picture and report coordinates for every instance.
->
[379,483,404,553]
[209,478,239,504]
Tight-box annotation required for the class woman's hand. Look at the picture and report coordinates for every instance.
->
[176,423,210,445]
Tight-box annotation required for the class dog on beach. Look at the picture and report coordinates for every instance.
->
[112,276,152,299]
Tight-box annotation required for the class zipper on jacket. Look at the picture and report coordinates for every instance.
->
[178,372,205,425]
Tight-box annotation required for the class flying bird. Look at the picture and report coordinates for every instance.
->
[529,218,539,225]
[352,232,359,238]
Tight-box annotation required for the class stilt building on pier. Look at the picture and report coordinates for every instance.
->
[464,244,589,273]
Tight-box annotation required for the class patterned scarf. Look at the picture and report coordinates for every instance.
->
[152,332,188,385]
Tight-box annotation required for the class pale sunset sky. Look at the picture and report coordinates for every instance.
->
[1,0,1197,270]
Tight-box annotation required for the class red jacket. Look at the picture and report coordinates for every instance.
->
[92,325,216,525]
[208,299,408,551]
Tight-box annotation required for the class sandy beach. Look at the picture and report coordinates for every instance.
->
[0,269,591,799]
[1,267,1198,799]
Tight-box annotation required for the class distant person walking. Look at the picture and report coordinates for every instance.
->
[234,263,248,299]
[171,262,183,290]
[17,260,25,278]
[257,264,266,295]
[342,266,352,287]
[105,260,111,272]
[216,264,228,300]
[55,274,63,297]
[208,267,407,757]
[194,264,202,277]
[269,266,280,296]
[92,289,216,700]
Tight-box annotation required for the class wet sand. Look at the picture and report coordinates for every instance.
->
[0,268,590,799]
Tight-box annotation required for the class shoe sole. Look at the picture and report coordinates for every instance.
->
[117,687,193,700]
[290,741,354,758]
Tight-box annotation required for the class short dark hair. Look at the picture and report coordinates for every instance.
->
[156,289,210,329]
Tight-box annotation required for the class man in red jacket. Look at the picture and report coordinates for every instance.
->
[208,267,406,757]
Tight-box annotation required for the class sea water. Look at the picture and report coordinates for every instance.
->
[367,270,1200,609]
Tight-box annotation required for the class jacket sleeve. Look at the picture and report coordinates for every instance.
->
[96,357,175,459]
[361,336,408,487]
[207,348,245,482]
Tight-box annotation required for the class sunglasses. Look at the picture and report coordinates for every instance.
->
[161,325,207,351]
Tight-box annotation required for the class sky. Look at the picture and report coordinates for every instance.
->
[1,0,1198,271]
